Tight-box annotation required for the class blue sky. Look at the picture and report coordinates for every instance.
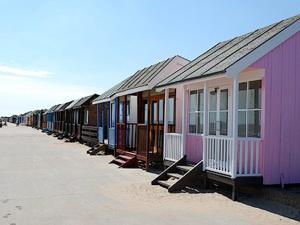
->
[0,0,300,116]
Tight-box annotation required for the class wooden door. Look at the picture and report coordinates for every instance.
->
[149,95,164,154]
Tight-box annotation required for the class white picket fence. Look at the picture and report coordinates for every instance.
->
[164,133,184,161]
[203,136,261,177]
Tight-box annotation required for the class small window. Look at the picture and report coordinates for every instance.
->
[238,80,262,138]
[159,99,164,124]
[144,102,148,124]
[84,110,89,125]
[126,100,130,122]
[168,97,175,125]
[119,102,124,123]
[111,103,115,127]
[189,89,204,134]
[152,102,158,124]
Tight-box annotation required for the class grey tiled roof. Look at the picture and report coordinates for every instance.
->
[93,77,132,102]
[47,104,60,113]
[157,14,300,87]
[73,94,99,108]
[65,99,81,110]
[116,56,175,93]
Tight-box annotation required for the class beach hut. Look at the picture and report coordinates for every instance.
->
[71,94,99,144]
[92,79,131,152]
[46,105,60,134]
[152,14,300,200]
[109,56,190,170]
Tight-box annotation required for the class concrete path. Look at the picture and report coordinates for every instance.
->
[0,123,299,225]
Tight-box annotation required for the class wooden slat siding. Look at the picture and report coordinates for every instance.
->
[186,134,203,163]
[251,31,300,184]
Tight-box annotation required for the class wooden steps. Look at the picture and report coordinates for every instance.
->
[87,144,107,155]
[152,156,205,192]
[110,150,137,168]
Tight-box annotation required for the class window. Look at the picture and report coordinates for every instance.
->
[159,99,164,124]
[119,102,124,123]
[111,103,115,127]
[238,80,261,138]
[126,100,130,122]
[144,102,148,124]
[189,89,204,134]
[152,102,158,124]
[84,110,89,125]
[208,88,229,136]
[168,97,175,125]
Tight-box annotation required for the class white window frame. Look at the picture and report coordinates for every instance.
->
[238,80,262,138]
[208,86,230,136]
[188,89,204,134]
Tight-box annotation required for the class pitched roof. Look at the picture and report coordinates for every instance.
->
[47,104,60,113]
[65,98,81,110]
[73,94,99,108]
[115,55,189,95]
[92,77,132,104]
[157,14,300,87]
[58,101,72,111]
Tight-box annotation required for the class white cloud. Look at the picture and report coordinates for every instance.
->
[0,65,50,78]
[0,75,102,116]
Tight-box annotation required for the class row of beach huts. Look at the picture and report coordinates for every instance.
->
[12,14,300,200]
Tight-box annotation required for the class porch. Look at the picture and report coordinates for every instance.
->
[162,70,263,179]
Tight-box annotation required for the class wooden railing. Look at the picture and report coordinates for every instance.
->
[108,127,115,148]
[126,123,137,149]
[203,136,261,177]
[163,133,183,162]
[136,125,147,155]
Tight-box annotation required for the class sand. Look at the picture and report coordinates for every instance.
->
[0,123,299,225]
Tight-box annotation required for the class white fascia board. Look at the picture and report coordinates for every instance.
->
[92,97,111,104]
[226,19,300,76]
[155,73,228,92]
[114,85,148,97]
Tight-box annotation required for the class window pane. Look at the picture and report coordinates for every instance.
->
[220,111,228,135]
[119,102,124,123]
[248,80,262,109]
[111,103,115,127]
[144,103,148,124]
[189,113,196,133]
[189,91,197,112]
[152,102,157,124]
[126,101,130,122]
[168,98,174,125]
[209,112,216,135]
[197,112,204,134]
[209,91,217,111]
[198,90,204,111]
[238,111,246,137]
[220,89,228,110]
[248,110,261,137]
[159,99,164,124]
[239,82,247,109]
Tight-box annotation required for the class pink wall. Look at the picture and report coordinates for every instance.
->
[251,31,300,185]
[186,135,203,163]
[175,85,183,133]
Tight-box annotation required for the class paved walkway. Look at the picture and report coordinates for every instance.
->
[0,124,299,225]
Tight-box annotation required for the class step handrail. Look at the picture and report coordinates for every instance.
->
[151,155,186,185]
[168,160,204,192]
